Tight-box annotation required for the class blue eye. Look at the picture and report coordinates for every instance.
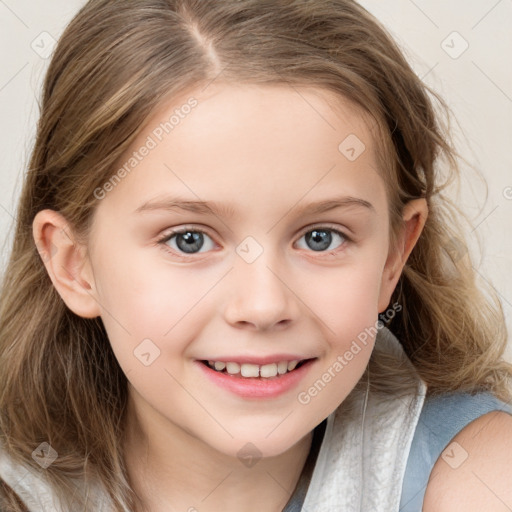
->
[295,227,348,253]
[159,228,215,255]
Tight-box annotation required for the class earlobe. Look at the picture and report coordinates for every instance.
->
[33,209,101,319]
[378,198,428,313]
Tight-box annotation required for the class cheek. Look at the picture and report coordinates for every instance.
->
[94,244,194,328]
[92,251,224,376]
[306,255,385,336]
[299,252,384,404]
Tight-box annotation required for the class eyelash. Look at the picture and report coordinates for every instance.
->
[156,224,352,260]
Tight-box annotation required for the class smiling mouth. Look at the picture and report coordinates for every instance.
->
[200,359,314,379]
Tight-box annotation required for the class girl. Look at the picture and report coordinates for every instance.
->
[1,1,511,511]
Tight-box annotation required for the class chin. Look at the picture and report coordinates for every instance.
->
[207,426,308,462]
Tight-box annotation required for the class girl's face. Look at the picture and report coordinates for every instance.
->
[84,83,404,458]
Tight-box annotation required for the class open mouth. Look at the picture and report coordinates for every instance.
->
[199,358,315,379]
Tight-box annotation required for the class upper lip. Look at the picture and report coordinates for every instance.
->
[198,355,315,365]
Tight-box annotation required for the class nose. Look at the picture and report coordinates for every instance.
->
[223,251,299,332]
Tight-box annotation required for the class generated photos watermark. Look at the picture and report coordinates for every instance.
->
[93,97,198,200]
[297,302,402,405]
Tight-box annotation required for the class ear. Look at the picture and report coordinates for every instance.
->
[378,198,428,313]
[32,209,101,319]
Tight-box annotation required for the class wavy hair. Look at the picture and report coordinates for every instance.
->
[1,0,511,510]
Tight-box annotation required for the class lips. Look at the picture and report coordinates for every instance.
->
[196,357,317,399]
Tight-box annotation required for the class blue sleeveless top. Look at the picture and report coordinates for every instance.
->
[282,390,512,511]
[399,390,512,511]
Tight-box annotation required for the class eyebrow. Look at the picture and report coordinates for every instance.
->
[134,195,375,217]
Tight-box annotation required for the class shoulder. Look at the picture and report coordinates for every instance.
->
[423,409,512,511]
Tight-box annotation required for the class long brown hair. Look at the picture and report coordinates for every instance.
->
[1,0,511,510]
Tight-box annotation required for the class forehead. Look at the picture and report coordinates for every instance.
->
[93,82,388,222]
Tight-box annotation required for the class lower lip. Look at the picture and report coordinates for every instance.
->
[196,359,316,399]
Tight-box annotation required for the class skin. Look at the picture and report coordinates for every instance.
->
[423,410,512,511]
[33,83,428,512]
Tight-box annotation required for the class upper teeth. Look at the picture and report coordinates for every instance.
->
[207,360,300,378]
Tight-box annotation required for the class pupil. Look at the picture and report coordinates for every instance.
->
[306,230,332,251]
[177,232,203,253]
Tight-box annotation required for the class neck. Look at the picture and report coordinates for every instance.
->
[122,391,314,512]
